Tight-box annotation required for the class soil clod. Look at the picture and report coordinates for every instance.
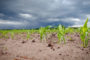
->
[32,40,35,43]
[86,51,89,54]
[22,41,26,44]
[39,50,42,52]
[14,58,21,60]
[48,43,52,47]
[81,48,84,51]
[0,50,8,56]
[57,47,60,49]
[59,53,62,55]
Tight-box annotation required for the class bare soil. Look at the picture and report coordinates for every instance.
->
[0,33,90,60]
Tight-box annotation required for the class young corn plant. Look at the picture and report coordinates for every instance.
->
[26,31,30,40]
[39,27,46,42]
[10,31,14,39]
[31,29,35,34]
[80,18,89,48]
[65,27,70,34]
[57,25,66,44]
[0,31,8,38]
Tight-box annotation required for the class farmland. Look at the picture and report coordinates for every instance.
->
[0,19,90,60]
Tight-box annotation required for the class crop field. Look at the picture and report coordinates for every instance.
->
[0,19,90,60]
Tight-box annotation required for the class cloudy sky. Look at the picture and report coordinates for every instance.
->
[0,0,90,29]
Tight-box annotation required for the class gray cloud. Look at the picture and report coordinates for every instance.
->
[0,0,90,29]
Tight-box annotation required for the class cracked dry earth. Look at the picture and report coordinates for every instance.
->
[0,33,90,60]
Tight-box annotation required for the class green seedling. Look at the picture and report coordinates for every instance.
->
[80,18,89,48]
[67,36,73,41]
[0,31,9,38]
[31,29,35,34]
[39,27,46,42]
[65,27,74,34]
[57,25,66,44]
[26,31,30,40]
[10,32,14,39]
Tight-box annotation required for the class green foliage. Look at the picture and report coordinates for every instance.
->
[57,25,66,44]
[80,18,89,48]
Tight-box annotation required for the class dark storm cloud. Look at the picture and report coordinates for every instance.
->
[0,0,90,29]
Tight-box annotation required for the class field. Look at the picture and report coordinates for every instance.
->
[0,19,90,60]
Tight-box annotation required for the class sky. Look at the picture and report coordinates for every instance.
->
[0,0,90,29]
